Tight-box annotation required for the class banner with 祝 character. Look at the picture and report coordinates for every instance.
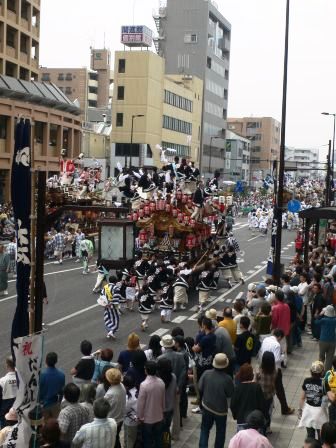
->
[10,118,31,340]
[5,334,43,447]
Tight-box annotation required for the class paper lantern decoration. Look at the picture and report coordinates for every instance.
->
[186,234,195,249]
[139,229,148,245]
[190,218,195,228]
[184,215,189,225]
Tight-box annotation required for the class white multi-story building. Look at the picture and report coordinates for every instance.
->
[285,147,319,177]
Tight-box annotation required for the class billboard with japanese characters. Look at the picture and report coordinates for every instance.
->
[121,25,153,47]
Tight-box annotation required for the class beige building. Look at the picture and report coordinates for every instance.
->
[228,116,280,177]
[40,48,113,120]
[0,0,40,80]
[0,0,82,202]
[111,50,203,172]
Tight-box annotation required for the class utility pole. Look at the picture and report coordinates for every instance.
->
[326,140,332,207]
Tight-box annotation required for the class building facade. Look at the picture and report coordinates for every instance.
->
[40,48,113,120]
[110,50,203,174]
[225,130,250,184]
[153,0,231,177]
[0,0,40,80]
[0,0,82,202]
[285,146,319,178]
[227,116,280,179]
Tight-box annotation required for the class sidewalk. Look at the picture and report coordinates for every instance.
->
[173,333,321,448]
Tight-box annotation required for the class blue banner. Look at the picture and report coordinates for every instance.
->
[11,118,31,340]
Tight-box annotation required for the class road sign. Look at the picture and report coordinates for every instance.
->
[287,199,301,213]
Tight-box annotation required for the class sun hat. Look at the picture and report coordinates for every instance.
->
[311,361,324,374]
[5,407,17,422]
[247,283,256,291]
[212,353,229,369]
[205,308,217,320]
[160,334,175,348]
[105,368,122,385]
[323,305,335,318]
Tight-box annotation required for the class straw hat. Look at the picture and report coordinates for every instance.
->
[247,283,256,292]
[105,368,122,385]
[160,334,175,348]
[212,353,229,369]
[205,309,217,320]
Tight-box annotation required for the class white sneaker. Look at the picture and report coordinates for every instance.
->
[192,407,201,414]
[3,290,8,296]
[180,305,186,310]
[108,332,116,339]
[75,259,80,263]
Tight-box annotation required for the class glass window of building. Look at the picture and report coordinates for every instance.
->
[118,59,126,73]
[117,86,125,100]
[116,113,124,127]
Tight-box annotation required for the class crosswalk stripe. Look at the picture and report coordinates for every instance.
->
[150,328,169,337]
[189,305,199,312]
[172,315,188,323]
[235,292,244,300]
[255,265,262,269]
[283,247,289,251]
[246,270,255,274]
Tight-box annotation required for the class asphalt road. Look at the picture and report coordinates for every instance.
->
[0,217,296,378]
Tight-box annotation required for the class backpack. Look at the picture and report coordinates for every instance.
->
[326,368,336,394]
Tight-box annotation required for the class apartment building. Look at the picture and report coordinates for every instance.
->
[225,130,250,183]
[285,146,319,177]
[111,49,203,173]
[153,0,231,177]
[40,48,113,120]
[0,0,40,80]
[0,0,82,202]
[228,116,280,178]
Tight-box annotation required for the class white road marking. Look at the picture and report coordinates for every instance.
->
[235,292,244,300]
[281,255,294,260]
[150,328,169,337]
[8,264,96,284]
[226,298,233,303]
[247,235,260,242]
[254,265,262,269]
[189,305,199,312]
[47,304,99,326]
[246,270,255,274]
[0,294,17,303]
[172,315,188,323]
[283,247,289,251]
[188,263,267,321]
[261,261,268,265]
[236,259,245,264]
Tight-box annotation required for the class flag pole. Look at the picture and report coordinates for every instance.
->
[29,126,36,335]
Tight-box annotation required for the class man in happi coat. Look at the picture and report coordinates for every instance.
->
[0,243,10,296]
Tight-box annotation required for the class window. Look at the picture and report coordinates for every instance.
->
[6,27,16,48]
[0,116,8,139]
[49,124,57,147]
[205,79,224,98]
[205,101,222,118]
[117,86,125,100]
[21,1,29,20]
[164,90,192,112]
[118,59,126,73]
[115,143,139,157]
[58,73,64,81]
[65,73,72,81]
[162,115,192,135]
[161,141,191,157]
[35,121,44,144]
[207,57,212,69]
[65,87,72,94]
[224,89,228,100]
[20,34,28,53]
[225,70,229,80]
[184,33,197,43]
[7,0,16,13]
[41,73,50,82]
[116,113,123,127]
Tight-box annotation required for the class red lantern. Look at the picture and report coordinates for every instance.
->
[159,199,165,210]
[139,229,148,245]
[144,205,150,216]
[165,203,171,213]
[150,202,156,212]
[172,208,178,218]
[132,212,138,221]
[178,212,184,223]
[138,209,144,218]
[168,224,174,238]
[176,191,182,200]
[186,234,194,249]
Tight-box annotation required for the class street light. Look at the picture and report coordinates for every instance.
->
[129,114,145,168]
[209,136,222,176]
[321,112,336,178]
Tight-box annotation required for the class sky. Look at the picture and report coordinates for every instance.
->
[40,0,336,161]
